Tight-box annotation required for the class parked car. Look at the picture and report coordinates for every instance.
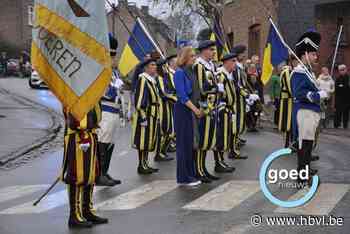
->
[6,59,20,76]
[29,68,47,89]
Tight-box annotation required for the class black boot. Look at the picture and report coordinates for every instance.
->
[96,143,118,186]
[145,152,159,173]
[195,150,212,183]
[68,185,93,229]
[214,152,234,173]
[219,152,235,172]
[82,185,108,225]
[105,144,122,185]
[137,151,153,175]
[202,151,220,180]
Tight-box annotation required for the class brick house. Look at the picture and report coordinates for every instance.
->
[107,0,174,61]
[0,0,34,57]
[221,0,350,69]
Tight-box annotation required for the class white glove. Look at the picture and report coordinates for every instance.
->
[217,83,225,93]
[140,119,148,127]
[79,143,90,152]
[246,105,250,113]
[249,94,260,101]
[246,98,254,106]
[318,90,328,100]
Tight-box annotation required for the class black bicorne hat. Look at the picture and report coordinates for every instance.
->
[197,40,216,51]
[221,52,238,62]
[232,44,247,55]
[295,30,321,57]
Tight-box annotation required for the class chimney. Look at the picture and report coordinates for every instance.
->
[141,5,149,15]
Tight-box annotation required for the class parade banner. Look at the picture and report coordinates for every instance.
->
[261,22,289,85]
[31,0,112,121]
[118,18,163,76]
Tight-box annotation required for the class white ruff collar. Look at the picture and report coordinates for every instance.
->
[196,57,215,71]
[141,72,156,84]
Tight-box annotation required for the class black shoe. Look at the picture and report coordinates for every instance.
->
[148,167,159,173]
[137,167,153,175]
[215,164,234,173]
[154,154,174,162]
[106,174,121,185]
[167,144,176,153]
[198,176,212,184]
[310,168,318,176]
[205,172,220,181]
[311,155,320,161]
[95,175,117,187]
[235,154,248,160]
[83,212,108,225]
[68,217,93,229]
[239,138,247,144]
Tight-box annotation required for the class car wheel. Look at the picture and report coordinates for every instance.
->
[28,78,38,89]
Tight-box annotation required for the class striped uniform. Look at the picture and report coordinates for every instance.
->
[235,66,250,135]
[278,66,293,133]
[216,68,237,152]
[157,69,177,138]
[194,58,217,151]
[62,104,102,186]
[132,72,161,152]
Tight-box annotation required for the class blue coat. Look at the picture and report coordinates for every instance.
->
[291,65,321,139]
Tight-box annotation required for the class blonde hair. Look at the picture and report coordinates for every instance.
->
[176,46,194,67]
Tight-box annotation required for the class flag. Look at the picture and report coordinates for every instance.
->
[261,22,289,85]
[211,15,229,61]
[119,18,163,76]
[31,0,112,121]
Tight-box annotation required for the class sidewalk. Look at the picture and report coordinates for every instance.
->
[0,88,61,165]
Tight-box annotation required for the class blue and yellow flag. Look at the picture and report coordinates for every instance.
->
[261,22,289,85]
[119,18,160,76]
[210,15,229,61]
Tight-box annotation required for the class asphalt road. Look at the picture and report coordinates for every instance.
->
[0,78,349,234]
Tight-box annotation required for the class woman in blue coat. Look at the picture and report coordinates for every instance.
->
[174,46,203,186]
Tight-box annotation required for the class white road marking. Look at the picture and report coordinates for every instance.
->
[224,224,252,234]
[118,150,129,157]
[0,185,49,204]
[183,180,261,211]
[275,183,350,215]
[0,187,103,214]
[96,180,178,210]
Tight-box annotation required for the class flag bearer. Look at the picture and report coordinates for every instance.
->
[193,40,220,183]
[291,30,326,186]
[62,105,108,228]
[154,58,176,161]
[96,34,122,186]
[214,53,239,173]
[132,58,161,174]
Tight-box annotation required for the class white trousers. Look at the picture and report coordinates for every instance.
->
[297,109,320,149]
[97,111,118,143]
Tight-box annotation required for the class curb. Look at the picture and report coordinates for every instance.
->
[0,88,63,166]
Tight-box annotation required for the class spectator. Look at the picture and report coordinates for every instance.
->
[0,52,8,77]
[334,64,350,129]
[251,55,265,104]
[317,67,335,128]
[270,70,281,126]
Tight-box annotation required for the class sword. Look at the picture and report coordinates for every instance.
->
[33,177,60,206]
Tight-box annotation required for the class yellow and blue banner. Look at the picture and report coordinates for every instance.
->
[31,0,112,121]
[210,15,229,61]
[119,18,161,76]
[261,22,289,85]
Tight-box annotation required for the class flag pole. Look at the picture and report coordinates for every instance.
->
[268,17,316,83]
[331,25,343,77]
[106,0,148,57]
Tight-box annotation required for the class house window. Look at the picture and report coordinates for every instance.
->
[28,5,34,26]
[248,24,261,58]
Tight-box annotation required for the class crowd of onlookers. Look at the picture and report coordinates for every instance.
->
[270,62,350,129]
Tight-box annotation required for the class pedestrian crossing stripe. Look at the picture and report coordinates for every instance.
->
[96,180,178,210]
[0,181,349,215]
[183,180,260,211]
[0,185,49,204]
[275,183,350,215]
